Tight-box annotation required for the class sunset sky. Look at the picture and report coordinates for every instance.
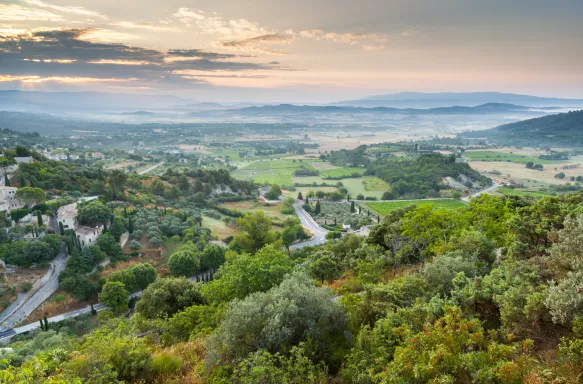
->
[0,0,581,102]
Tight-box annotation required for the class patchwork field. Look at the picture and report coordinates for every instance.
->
[218,200,291,223]
[201,215,235,238]
[320,167,365,178]
[362,176,390,191]
[365,199,466,215]
[465,151,563,165]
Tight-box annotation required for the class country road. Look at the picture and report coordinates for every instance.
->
[290,201,328,249]
[138,161,165,175]
[462,181,499,202]
[0,244,68,331]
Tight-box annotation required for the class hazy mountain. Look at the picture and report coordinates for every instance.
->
[461,109,583,146]
[0,90,193,112]
[229,103,535,116]
[337,92,583,108]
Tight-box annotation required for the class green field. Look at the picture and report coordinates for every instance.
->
[496,187,551,197]
[465,151,564,165]
[365,199,466,215]
[342,178,386,200]
[320,167,365,178]
[362,176,390,191]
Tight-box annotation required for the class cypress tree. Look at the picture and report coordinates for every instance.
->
[4,176,9,186]
[350,201,355,213]
[39,319,45,331]
[19,174,26,187]
[43,315,49,331]
[37,211,43,227]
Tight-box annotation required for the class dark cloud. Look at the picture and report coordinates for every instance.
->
[216,33,293,54]
[0,28,283,87]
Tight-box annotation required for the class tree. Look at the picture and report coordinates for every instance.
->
[109,217,124,242]
[97,233,124,259]
[98,281,129,313]
[281,226,297,251]
[310,255,341,284]
[325,231,342,240]
[168,242,200,277]
[22,241,54,264]
[131,263,157,290]
[525,161,534,169]
[451,190,462,200]
[178,174,190,191]
[130,240,141,251]
[202,244,293,303]
[233,345,328,384]
[78,201,111,227]
[234,211,276,253]
[14,187,46,207]
[108,169,127,198]
[297,192,303,200]
[36,210,43,227]
[200,244,226,270]
[209,272,347,367]
[314,200,321,215]
[350,201,355,213]
[151,179,166,196]
[135,277,203,319]
[265,184,282,200]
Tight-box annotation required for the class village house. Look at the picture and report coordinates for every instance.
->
[57,202,104,246]
[0,186,23,212]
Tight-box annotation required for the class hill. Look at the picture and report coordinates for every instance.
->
[231,102,534,116]
[0,90,192,112]
[337,91,583,108]
[461,109,583,147]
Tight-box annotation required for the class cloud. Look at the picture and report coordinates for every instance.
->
[0,28,282,88]
[295,29,389,50]
[111,21,178,32]
[173,8,270,39]
[215,34,293,55]
[0,4,63,21]
[22,0,106,20]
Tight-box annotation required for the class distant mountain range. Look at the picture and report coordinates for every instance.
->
[337,92,583,108]
[0,90,193,112]
[461,109,583,146]
[224,102,539,116]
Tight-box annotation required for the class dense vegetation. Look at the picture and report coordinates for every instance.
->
[367,153,491,198]
[461,109,583,147]
[5,190,583,383]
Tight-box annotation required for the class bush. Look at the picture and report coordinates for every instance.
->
[150,352,183,376]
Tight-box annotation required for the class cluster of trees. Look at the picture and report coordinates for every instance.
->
[525,161,544,171]
[368,153,491,198]
[0,234,61,266]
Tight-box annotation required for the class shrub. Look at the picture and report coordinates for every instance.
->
[150,352,183,376]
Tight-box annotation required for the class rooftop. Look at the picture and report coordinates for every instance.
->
[57,203,77,218]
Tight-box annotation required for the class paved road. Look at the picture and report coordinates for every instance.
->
[0,244,68,331]
[290,201,328,249]
[138,161,165,175]
[462,182,499,202]
[0,268,218,343]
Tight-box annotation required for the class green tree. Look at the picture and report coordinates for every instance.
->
[281,226,297,251]
[14,186,46,207]
[168,242,200,277]
[98,281,129,313]
[78,201,111,226]
[150,179,166,196]
[202,244,293,303]
[234,211,276,253]
[200,244,226,270]
[209,271,347,367]
[135,277,203,319]
[314,200,321,215]
[310,255,341,284]
[265,184,282,200]
[108,169,127,198]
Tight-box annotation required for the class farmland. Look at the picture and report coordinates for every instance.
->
[365,199,466,215]
[362,176,390,191]
[320,167,365,178]
[464,151,563,165]
[305,201,375,229]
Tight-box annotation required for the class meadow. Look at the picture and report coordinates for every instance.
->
[365,199,466,215]
[362,176,390,191]
[320,167,366,178]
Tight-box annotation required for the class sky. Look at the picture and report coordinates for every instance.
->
[0,0,582,102]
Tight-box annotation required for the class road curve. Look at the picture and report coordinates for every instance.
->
[0,244,68,331]
[138,161,165,175]
[291,201,328,249]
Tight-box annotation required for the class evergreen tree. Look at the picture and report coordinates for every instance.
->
[298,192,303,200]
[315,200,321,215]
[4,175,9,186]
[19,174,26,188]
[36,210,43,227]
[350,201,355,213]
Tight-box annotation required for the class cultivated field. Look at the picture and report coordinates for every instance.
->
[365,199,466,215]
[465,150,563,164]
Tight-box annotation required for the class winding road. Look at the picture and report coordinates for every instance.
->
[290,201,328,249]
[0,243,68,332]
[138,161,165,175]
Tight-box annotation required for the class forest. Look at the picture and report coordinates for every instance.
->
[4,188,583,382]
[461,109,583,147]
